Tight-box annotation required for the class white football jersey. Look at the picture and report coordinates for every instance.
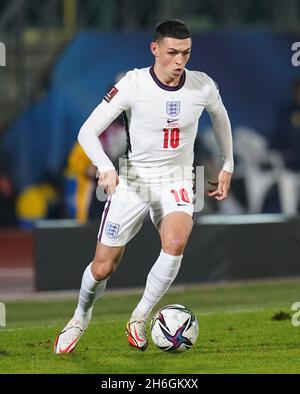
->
[78,66,233,178]
[103,67,218,169]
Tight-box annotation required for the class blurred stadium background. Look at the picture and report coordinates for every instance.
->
[0,0,300,296]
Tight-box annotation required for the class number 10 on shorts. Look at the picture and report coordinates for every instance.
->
[171,188,190,203]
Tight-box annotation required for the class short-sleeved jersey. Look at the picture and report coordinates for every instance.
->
[101,66,220,177]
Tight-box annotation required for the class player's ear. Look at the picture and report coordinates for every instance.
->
[150,41,159,58]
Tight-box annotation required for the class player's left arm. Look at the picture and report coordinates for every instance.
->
[207,170,232,201]
[205,77,234,201]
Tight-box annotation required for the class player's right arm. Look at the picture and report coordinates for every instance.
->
[78,72,133,194]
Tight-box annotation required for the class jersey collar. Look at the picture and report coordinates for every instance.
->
[149,65,186,91]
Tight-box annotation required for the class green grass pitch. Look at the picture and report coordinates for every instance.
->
[1,278,300,374]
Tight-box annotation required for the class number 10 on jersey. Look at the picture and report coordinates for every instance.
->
[163,128,180,149]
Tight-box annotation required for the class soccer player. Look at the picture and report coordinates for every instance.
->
[54,19,233,354]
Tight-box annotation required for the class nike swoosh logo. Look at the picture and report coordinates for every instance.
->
[58,334,81,353]
[177,203,188,206]
[167,118,179,123]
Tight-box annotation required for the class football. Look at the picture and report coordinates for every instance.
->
[150,304,199,352]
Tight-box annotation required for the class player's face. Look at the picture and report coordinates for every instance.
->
[151,37,192,82]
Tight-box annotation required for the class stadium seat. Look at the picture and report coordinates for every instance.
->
[234,127,298,214]
[200,126,299,214]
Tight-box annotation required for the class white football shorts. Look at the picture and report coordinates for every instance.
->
[98,175,194,247]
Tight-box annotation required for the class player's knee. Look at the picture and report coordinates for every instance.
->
[92,258,116,280]
[162,238,186,256]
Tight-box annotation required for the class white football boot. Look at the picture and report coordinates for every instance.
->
[54,316,88,354]
[126,319,148,350]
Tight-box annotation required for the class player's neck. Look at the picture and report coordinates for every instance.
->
[153,64,181,87]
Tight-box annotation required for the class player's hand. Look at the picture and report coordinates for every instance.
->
[207,169,232,201]
[98,170,119,195]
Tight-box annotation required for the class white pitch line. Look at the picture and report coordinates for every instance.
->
[0,268,34,278]
[0,306,272,332]
[1,276,300,301]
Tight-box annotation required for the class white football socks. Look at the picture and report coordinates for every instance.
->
[131,250,183,322]
[74,262,107,326]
